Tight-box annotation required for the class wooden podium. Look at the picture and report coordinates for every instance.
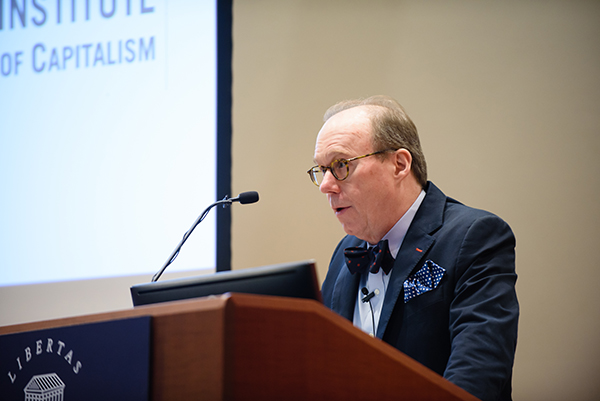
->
[0,293,479,400]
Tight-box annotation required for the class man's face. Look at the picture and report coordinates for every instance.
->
[313,106,397,244]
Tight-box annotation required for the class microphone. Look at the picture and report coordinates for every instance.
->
[151,191,260,282]
[230,191,259,205]
[361,287,375,303]
[361,286,377,336]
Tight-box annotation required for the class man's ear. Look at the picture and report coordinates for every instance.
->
[393,148,413,179]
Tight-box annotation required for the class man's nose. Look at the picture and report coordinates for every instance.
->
[319,170,340,194]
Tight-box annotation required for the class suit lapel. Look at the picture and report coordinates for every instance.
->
[376,182,447,338]
[331,239,364,320]
[331,266,361,320]
[376,231,434,338]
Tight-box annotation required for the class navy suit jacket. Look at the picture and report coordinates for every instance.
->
[321,182,519,401]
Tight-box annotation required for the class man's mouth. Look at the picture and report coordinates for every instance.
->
[334,206,349,214]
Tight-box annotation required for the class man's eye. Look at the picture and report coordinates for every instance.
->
[332,160,347,172]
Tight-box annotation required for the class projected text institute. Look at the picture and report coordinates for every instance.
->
[0,0,154,28]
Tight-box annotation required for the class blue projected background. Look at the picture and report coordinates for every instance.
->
[0,0,219,286]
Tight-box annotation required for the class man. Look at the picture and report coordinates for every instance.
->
[308,95,519,401]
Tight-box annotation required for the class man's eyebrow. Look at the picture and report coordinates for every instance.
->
[314,150,348,165]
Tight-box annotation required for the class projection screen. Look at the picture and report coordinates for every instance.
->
[0,0,232,287]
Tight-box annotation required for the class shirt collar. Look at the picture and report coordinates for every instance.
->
[370,189,426,259]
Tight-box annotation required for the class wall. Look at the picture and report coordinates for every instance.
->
[230,1,600,400]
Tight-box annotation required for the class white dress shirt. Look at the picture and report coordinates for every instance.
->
[352,190,426,337]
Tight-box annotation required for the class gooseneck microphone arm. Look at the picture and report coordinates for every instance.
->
[151,191,259,282]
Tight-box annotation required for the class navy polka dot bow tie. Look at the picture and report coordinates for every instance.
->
[344,240,395,275]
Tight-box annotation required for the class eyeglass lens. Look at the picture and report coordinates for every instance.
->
[310,160,349,185]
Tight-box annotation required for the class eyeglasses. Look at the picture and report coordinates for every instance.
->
[307,149,397,186]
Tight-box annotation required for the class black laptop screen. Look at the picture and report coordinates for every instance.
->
[130,260,321,306]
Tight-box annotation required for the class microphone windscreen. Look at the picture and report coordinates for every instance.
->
[238,191,259,204]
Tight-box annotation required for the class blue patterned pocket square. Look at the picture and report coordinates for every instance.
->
[403,260,446,303]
